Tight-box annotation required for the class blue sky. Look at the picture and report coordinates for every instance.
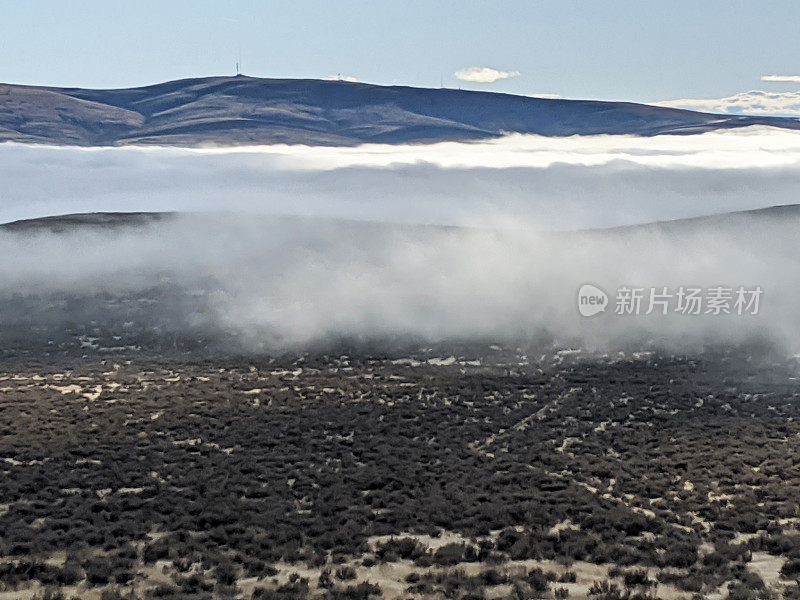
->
[2,0,800,104]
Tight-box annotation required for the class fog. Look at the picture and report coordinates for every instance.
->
[0,211,797,354]
[1,128,799,354]
[4,126,800,229]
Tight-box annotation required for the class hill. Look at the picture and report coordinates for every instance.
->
[3,204,797,235]
[2,75,800,146]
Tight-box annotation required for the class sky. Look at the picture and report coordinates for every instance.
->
[2,0,800,106]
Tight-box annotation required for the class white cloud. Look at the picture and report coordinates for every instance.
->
[762,75,800,83]
[186,126,800,172]
[454,66,519,83]
[4,127,800,230]
[324,75,358,82]
[655,90,800,116]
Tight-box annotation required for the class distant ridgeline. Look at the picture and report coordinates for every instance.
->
[1,76,799,146]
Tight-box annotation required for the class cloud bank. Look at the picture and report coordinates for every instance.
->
[762,75,800,83]
[2,129,800,354]
[324,75,358,82]
[4,127,800,230]
[656,91,800,116]
[454,66,519,83]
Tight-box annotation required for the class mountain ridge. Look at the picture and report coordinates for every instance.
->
[3,75,800,147]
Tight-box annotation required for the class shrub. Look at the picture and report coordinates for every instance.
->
[661,544,698,568]
[101,589,136,600]
[215,560,238,586]
[479,568,506,585]
[781,559,800,580]
[703,552,728,568]
[263,565,279,577]
[147,584,179,598]
[588,580,622,600]
[325,582,381,599]
[622,569,654,588]
[376,538,425,562]
[335,565,357,581]
[432,543,466,566]
[560,571,577,583]
[319,568,333,588]
[83,557,112,586]
[251,580,310,600]
[143,538,172,563]
[727,582,769,600]
[527,567,550,593]
[781,584,800,600]
[33,589,65,600]
[176,573,214,593]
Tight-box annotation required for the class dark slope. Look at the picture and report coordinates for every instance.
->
[0,211,171,233]
[3,203,798,235]
[578,203,800,237]
[2,75,800,146]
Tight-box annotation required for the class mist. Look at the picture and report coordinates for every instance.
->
[4,126,800,229]
[2,128,799,355]
[0,211,797,355]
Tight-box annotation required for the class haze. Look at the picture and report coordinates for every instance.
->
[2,129,799,352]
[4,127,800,229]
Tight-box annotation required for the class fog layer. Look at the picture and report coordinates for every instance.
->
[2,129,799,354]
[0,211,796,353]
[4,126,800,229]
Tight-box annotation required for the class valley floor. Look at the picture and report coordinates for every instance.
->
[0,347,798,600]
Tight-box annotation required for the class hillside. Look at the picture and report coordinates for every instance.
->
[2,75,800,146]
[3,204,798,235]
